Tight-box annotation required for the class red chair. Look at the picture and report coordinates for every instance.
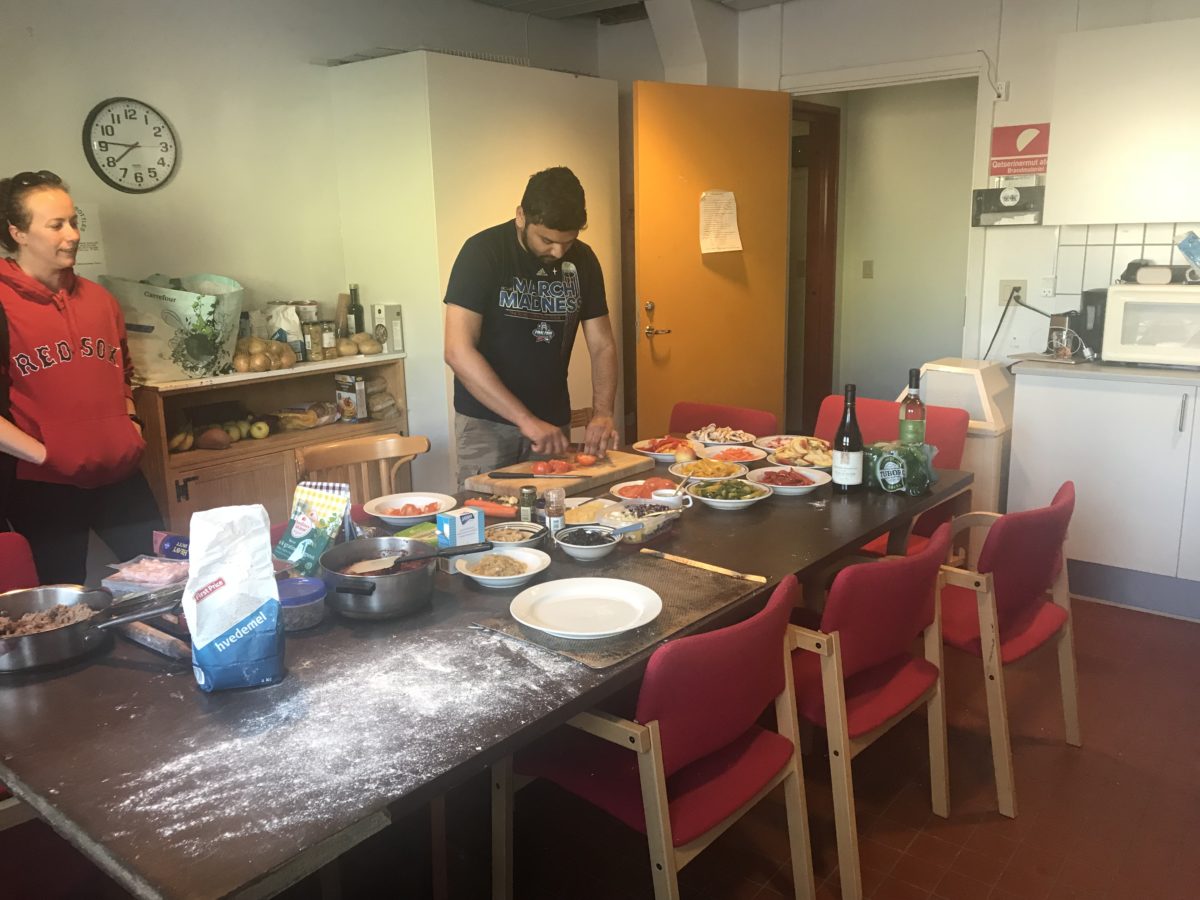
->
[668,401,779,438]
[492,576,815,900]
[0,532,39,594]
[0,533,38,830]
[938,482,1080,818]
[790,524,952,900]
[814,394,969,556]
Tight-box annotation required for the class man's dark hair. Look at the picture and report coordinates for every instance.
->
[520,167,587,232]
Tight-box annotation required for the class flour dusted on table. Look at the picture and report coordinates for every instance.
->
[183,504,285,692]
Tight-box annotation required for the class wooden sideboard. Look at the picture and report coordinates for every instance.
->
[134,353,409,531]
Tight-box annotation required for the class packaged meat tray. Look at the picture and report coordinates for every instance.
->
[102,555,191,595]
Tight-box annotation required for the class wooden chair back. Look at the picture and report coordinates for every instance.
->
[295,434,430,504]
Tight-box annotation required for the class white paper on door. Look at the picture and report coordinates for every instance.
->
[699,190,742,254]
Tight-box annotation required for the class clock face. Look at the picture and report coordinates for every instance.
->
[82,97,178,193]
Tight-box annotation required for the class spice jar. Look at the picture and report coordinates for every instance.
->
[544,488,566,536]
[518,486,537,523]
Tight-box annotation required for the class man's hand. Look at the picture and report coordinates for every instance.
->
[522,418,570,456]
[583,414,620,457]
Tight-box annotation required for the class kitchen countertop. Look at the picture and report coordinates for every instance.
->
[1013,358,1200,385]
[0,467,972,900]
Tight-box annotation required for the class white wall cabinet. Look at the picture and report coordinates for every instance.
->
[1009,366,1197,578]
[1044,17,1200,225]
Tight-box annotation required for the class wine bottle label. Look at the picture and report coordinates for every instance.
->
[899,420,926,445]
[832,450,863,485]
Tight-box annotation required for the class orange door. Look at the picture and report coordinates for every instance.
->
[634,81,791,438]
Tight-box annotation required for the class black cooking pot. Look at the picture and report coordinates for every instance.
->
[318,537,491,620]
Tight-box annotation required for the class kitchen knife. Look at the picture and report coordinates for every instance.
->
[487,471,581,479]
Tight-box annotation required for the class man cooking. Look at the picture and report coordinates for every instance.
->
[443,166,619,488]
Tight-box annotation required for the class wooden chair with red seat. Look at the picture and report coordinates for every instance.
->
[491,576,816,900]
[668,401,779,438]
[814,394,969,556]
[937,481,1080,819]
[0,533,39,831]
[790,523,952,900]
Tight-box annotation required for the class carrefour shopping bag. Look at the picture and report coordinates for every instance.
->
[182,505,284,692]
[102,273,243,383]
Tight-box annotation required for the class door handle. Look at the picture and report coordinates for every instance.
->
[1180,393,1190,433]
[644,326,672,337]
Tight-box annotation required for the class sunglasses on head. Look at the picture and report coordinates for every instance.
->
[11,170,63,188]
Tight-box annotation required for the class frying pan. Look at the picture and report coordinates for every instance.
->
[0,584,184,673]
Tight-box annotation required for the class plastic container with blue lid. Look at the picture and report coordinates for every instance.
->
[277,577,327,632]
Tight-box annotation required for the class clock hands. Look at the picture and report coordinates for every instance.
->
[112,142,142,165]
[98,141,138,148]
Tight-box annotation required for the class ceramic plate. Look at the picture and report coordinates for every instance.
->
[456,547,551,589]
[668,460,749,482]
[631,437,704,463]
[364,492,457,527]
[686,479,773,510]
[509,577,662,639]
[745,466,831,496]
[698,445,768,464]
[752,434,804,451]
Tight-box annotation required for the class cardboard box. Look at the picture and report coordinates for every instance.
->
[436,507,484,573]
[334,373,369,423]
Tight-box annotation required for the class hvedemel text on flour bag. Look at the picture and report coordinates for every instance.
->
[183,505,284,691]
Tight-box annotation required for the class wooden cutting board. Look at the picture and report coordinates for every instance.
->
[464,450,655,497]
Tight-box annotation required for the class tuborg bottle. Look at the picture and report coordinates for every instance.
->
[832,384,864,494]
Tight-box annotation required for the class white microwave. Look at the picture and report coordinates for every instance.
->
[1102,284,1200,368]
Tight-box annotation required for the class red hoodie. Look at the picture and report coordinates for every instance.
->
[0,258,144,488]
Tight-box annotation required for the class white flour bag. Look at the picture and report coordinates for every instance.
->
[183,505,285,692]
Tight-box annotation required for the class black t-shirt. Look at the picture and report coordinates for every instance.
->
[444,220,607,427]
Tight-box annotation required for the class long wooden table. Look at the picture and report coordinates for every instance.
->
[0,467,971,899]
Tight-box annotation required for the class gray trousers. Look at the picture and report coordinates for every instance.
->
[455,414,538,491]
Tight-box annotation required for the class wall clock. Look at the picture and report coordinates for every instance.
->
[82,97,179,193]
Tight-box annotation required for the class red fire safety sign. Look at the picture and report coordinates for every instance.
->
[989,123,1050,176]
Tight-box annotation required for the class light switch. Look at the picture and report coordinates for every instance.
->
[862,260,874,279]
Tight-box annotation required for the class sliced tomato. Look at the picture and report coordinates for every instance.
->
[531,461,551,475]
[549,459,572,474]
[642,477,677,493]
[574,453,597,467]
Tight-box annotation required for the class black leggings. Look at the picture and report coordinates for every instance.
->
[7,471,164,585]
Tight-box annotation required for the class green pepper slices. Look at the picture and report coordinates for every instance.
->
[693,479,766,500]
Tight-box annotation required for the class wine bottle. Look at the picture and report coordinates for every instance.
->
[832,383,864,494]
[899,368,926,445]
[347,283,365,336]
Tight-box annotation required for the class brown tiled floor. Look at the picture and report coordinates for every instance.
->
[7,598,1200,899]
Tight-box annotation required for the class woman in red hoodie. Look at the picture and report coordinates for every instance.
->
[1,170,162,584]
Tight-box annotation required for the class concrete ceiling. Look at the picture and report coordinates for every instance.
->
[471,0,781,20]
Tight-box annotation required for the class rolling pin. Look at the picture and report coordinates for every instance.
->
[116,621,191,660]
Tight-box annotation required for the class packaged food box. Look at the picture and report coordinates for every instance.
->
[436,507,484,574]
[334,373,369,423]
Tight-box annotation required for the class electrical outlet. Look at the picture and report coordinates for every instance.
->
[999,279,1026,307]
[1041,276,1056,298]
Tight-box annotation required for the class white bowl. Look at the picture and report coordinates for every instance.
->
[553,525,622,561]
[609,478,679,502]
[456,547,551,589]
[631,437,705,463]
[687,479,773,510]
[697,445,768,464]
[668,460,749,482]
[364,492,457,527]
[745,466,831,497]
[484,521,548,549]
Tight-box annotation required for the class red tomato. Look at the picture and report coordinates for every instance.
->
[574,453,598,467]
[531,461,551,475]
[642,477,677,493]
[549,459,572,474]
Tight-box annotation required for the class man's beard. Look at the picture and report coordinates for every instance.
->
[520,224,559,268]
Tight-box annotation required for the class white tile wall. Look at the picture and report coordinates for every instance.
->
[1053,221,1199,302]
